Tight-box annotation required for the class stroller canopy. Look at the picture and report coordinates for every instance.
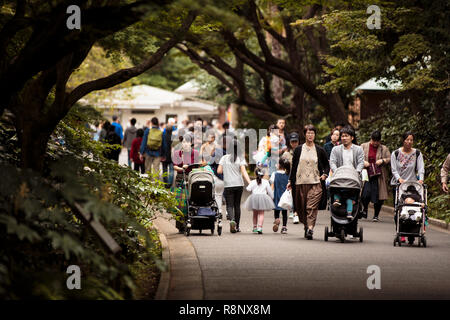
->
[398,181,425,202]
[329,165,362,189]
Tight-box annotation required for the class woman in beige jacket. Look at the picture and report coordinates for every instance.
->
[361,130,391,221]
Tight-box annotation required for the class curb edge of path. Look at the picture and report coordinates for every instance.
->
[153,215,204,300]
[154,223,170,300]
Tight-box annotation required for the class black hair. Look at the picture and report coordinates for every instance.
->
[151,117,159,126]
[130,118,136,126]
[136,128,144,138]
[340,125,356,138]
[112,115,118,121]
[255,168,264,185]
[402,131,415,142]
[279,158,290,175]
[371,130,381,141]
[196,118,203,122]
[303,124,316,135]
[103,121,111,131]
[268,124,278,136]
[232,139,239,162]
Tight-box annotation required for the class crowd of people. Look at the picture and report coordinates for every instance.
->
[92,115,450,240]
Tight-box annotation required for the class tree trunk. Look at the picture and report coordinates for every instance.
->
[18,123,51,172]
[269,4,283,106]
[291,87,305,140]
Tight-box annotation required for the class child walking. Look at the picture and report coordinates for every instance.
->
[244,168,275,234]
[270,159,290,234]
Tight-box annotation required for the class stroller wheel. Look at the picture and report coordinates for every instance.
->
[211,227,214,235]
[421,236,427,248]
[199,229,202,234]
[340,229,345,243]
[393,238,397,246]
[359,227,363,242]
[218,226,222,236]
[408,236,414,246]
[397,235,402,247]
[184,227,190,237]
[324,227,329,242]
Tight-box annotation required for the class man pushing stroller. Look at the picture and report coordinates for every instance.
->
[329,126,365,220]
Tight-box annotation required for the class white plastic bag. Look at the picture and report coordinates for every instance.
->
[361,169,369,182]
[278,189,293,210]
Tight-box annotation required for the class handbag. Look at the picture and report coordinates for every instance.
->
[367,162,382,178]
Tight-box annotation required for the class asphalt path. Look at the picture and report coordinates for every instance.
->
[187,190,450,300]
[119,150,450,300]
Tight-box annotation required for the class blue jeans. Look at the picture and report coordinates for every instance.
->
[127,149,132,167]
[162,162,174,188]
[334,194,355,213]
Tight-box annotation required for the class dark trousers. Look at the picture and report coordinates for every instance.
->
[274,209,288,227]
[134,162,145,174]
[362,198,384,218]
[224,186,243,227]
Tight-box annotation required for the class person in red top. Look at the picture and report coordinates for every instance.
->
[130,129,145,173]
[361,130,391,222]
[172,133,200,186]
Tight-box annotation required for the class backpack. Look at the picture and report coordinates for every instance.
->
[147,128,162,150]
[395,149,421,172]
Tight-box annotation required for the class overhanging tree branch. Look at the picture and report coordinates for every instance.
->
[64,10,197,110]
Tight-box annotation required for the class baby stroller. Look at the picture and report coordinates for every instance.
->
[182,164,222,236]
[324,166,364,243]
[393,181,427,247]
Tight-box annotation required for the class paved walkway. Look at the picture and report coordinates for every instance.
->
[156,189,450,300]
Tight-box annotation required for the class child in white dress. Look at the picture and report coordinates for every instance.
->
[245,168,275,234]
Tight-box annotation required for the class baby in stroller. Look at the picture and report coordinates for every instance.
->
[399,185,425,222]
[332,190,358,220]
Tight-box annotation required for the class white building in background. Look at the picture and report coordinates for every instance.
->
[91,80,218,128]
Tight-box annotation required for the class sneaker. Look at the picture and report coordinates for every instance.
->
[289,212,294,219]
[372,216,379,222]
[257,228,263,234]
[273,218,280,232]
[236,227,241,233]
[281,227,287,234]
[332,200,341,208]
[230,221,236,233]
[361,210,368,219]
[293,214,300,224]
[252,227,258,233]
[306,229,313,240]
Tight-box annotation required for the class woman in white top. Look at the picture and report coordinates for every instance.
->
[245,168,275,234]
[218,140,251,233]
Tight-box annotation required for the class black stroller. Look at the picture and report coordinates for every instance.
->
[324,166,364,243]
[393,181,428,247]
[182,164,222,236]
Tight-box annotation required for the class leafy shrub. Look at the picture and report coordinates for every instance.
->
[0,104,177,299]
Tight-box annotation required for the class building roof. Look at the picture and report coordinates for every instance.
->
[98,85,183,109]
[354,77,402,92]
[174,79,202,97]
[86,83,217,113]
